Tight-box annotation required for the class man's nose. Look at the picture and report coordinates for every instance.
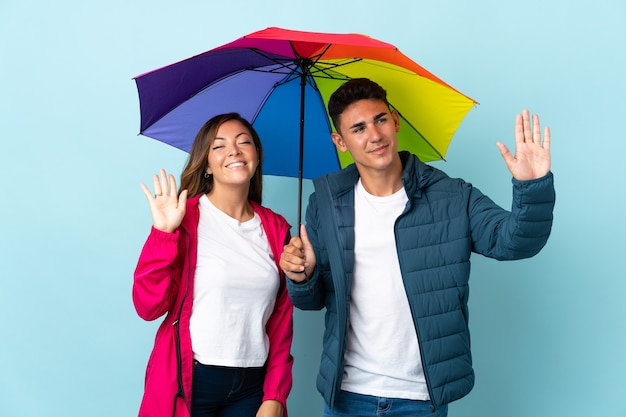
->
[369,124,383,140]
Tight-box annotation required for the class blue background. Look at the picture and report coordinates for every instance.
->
[1,1,624,416]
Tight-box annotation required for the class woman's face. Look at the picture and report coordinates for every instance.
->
[206,119,259,189]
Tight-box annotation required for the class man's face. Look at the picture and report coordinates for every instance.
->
[331,98,401,175]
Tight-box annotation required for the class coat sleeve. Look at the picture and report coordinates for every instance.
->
[262,273,294,410]
[469,172,555,260]
[132,226,183,321]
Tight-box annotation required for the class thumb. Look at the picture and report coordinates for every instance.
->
[140,183,154,202]
[300,224,312,248]
[496,142,515,172]
[178,189,188,208]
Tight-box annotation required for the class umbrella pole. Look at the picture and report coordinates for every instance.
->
[297,64,306,233]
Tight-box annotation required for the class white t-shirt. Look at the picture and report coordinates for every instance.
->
[341,179,430,400]
[189,195,279,367]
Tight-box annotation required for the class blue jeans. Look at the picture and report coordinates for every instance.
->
[191,360,265,417]
[323,390,448,417]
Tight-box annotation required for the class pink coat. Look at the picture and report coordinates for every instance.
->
[133,195,293,417]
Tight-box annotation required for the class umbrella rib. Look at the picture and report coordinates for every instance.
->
[392,105,445,160]
[307,60,358,80]
[243,47,367,85]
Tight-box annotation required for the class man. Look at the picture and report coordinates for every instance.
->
[280,78,555,417]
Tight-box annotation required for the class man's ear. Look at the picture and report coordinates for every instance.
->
[331,132,348,152]
[391,109,401,132]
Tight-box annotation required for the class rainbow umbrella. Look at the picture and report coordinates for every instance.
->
[134,27,477,225]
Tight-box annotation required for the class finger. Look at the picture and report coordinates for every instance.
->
[159,169,169,194]
[168,174,178,196]
[286,236,304,251]
[279,252,305,273]
[543,126,551,151]
[532,113,541,144]
[280,240,305,261]
[281,254,304,269]
[522,109,532,142]
[283,266,307,282]
[514,113,524,145]
[140,183,155,201]
[152,173,163,197]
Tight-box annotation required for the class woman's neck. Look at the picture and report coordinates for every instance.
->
[206,188,253,222]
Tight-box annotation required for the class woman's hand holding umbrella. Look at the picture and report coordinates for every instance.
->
[497,109,551,181]
[140,169,188,233]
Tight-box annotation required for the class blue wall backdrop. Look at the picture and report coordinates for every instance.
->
[1,1,624,416]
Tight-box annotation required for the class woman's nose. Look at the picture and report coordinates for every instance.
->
[228,144,242,155]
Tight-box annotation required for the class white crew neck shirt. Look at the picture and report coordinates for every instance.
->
[189,195,279,367]
[341,179,429,400]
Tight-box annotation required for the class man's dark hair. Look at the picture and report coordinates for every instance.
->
[328,78,390,133]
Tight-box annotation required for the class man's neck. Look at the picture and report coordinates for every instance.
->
[358,164,403,196]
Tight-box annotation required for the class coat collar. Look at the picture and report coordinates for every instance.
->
[319,151,434,198]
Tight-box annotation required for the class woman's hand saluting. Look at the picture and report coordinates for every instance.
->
[140,169,188,233]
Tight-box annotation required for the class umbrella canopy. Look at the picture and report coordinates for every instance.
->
[134,27,477,224]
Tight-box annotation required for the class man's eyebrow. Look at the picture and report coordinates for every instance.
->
[373,112,388,121]
[348,112,388,130]
[348,121,366,130]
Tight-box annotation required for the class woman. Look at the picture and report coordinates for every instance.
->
[133,113,293,417]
